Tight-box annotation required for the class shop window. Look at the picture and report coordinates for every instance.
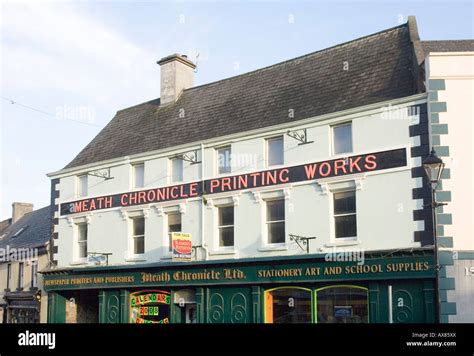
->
[132,216,145,255]
[217,146,231,174]
[333,191,357,239]
[171,158,183,183]
[266,199,285,244]
[265,287,312,323]
[218,205,234,247]
[133,163,145,188]
[267,136,284,167]
[77,223,88,259]
[316,286,368,323]
[332,122,353,155]
[167,212,182,252]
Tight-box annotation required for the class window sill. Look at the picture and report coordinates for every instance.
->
[259,244,288,252]
[70,259,88,266]
[160,253,173,260]
[209,249,237,256]
[125,255,147,262]
[324,239,360,247]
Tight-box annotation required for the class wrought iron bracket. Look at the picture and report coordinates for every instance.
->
[192,245,203,259]
[289,234,317,253]
[286,129,314,145]
[175,150,201,164]
[88,168,114,180]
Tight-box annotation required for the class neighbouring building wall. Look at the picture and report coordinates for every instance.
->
[425,51,474,323]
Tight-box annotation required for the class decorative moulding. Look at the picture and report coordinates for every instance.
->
[252,192,262,204]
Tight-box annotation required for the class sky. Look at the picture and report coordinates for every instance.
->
[0,0,473,220]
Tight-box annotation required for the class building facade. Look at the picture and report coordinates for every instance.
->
[423,44,474,323]
[43,17,472,324]
[0,204,50,323]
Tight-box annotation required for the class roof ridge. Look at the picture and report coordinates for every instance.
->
[185,22,408,92]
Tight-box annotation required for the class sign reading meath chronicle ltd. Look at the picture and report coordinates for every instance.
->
[42,254,433,291]
[60,148,407,216]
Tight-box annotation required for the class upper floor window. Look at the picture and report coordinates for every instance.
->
[333,123,353,155]
[7,263,11,290]
[131,216,145,255]
[133,163,145,189]
[217,146,231,174]
[266,199,285,244]
[171,158,183,183]
[333,190,357,239]
[218,206,234,248]
[18,262,24,289]
[77,223,88,259]
[267,136,284,167]
[31,261,38,288]
[167,212,182,252]
[78,175,88,197]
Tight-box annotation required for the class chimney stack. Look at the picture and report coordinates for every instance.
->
[157,53,196,105]
[12,202,33,224]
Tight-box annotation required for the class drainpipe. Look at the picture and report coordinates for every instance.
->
[388,285,393,323]
[200,143,209,260]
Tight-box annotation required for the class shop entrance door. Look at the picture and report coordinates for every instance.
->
[207,287,251,323]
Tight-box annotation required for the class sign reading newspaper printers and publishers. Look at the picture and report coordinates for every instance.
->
[172,232,192,262]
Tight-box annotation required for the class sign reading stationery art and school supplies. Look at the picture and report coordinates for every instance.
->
[172,232,192,262]
[129,290,171,324]
[59,148,407,216]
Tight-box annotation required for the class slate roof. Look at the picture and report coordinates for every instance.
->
[0,206,50,251]
[421,40,474,55]
[65,22,422,169]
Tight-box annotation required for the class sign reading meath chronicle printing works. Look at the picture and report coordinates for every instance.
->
[60,148,407,215]
[42,254,433,291]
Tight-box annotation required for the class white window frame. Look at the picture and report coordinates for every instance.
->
[217,204,234,249]
[7,263,11,290]
[167,211,182,252]
[31,261,38,288]
[331,189,357,242]
[265,198,286,246]
[266,135,284,167]
[332,122,353,156]
[76,222,88,261]
[131,215,145,256]
[18,262,24,290]
[216,146,232,175]
[77,175,88,197]
[170,157,184,183]
[133,163,145,189]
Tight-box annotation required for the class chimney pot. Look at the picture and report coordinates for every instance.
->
[12,202,33,224]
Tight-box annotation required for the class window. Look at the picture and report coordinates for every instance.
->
[132,217,145,255]
[77,223,88,259]
[333,191,357,239]
[267,136,284,166]
[333,123,353,155]
[218,206,234,247]
[7,263,11,290]
[133,163,145,188]
[217,146,231,174]
[265,287,312,323]
[78,175,88,197]
[18,262,24,289]
[266,199,285,244]
[167,212,182,252]
[316,286,368,323]
[171,158,183,183]
[31,262,38,288]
